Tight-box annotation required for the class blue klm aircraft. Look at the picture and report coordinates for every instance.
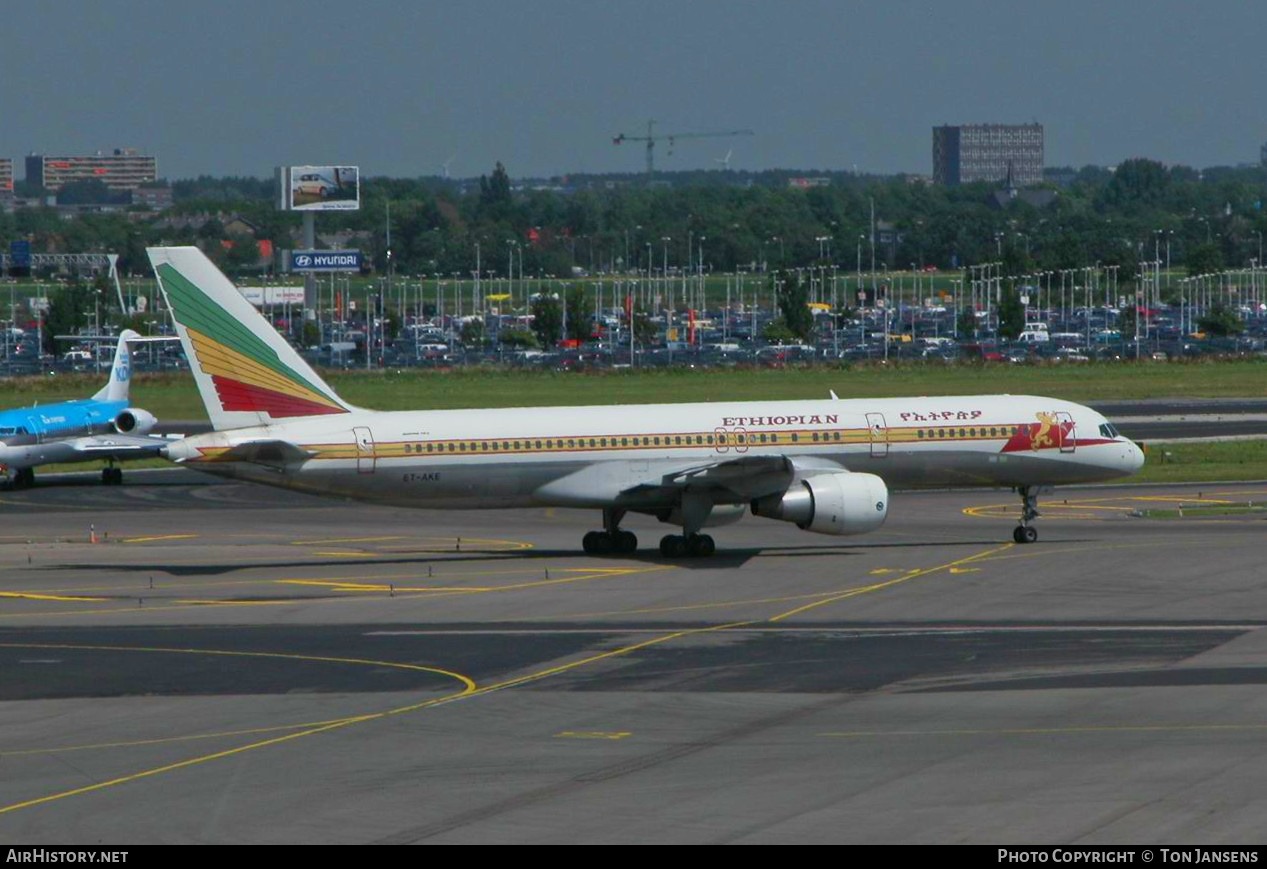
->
[0,330,170,488]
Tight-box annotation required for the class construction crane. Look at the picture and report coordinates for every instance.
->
[612,120,754,175]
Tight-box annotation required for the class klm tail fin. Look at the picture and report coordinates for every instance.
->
[146,246,351,431]
[92,329,141,402]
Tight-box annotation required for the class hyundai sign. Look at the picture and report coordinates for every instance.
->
[9,240,32,268]
[290,250,364,272]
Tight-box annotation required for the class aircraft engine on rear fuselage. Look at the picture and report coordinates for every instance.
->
[113,408,157,434]
[750,471,888,536]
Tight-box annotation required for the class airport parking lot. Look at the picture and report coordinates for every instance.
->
[1,471,1266,843]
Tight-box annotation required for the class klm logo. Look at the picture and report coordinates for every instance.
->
[116,363,130,382]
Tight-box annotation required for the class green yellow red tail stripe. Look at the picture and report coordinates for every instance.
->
[156,263,347,418]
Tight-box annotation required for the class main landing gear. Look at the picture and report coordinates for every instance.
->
[9,468,34,490]
[1012,485,1040,544]
[658,533,715,558]
[101,466,123,485]
[658,490,718,558]
[582,508,638,555]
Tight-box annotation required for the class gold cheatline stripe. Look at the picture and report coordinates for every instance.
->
[187,329,342,410]
[191,423,1041,463]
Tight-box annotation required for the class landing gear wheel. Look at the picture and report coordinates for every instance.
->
[659,534,687,558]
[13,468,33,490]
[102,467,122,485]
[686,534,715,558]
[582,531,603,554]
[616,530,638,553]
[1012,486,1042,544]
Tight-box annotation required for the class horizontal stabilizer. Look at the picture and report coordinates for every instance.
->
[217,440,317,470]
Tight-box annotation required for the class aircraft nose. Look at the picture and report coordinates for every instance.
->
[1127,441,1145,474]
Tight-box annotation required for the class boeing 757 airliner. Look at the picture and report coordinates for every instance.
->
[149,246,1143,557]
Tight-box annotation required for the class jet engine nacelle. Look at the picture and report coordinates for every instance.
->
[750,472,888,536]
[113,408,157,434]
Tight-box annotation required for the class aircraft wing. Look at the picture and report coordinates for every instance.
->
[62,434,174,459]
[619,454,846,505]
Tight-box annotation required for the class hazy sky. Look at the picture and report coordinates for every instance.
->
[4,1,1265,180]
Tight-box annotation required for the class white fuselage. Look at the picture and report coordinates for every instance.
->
[164,394,1144,511]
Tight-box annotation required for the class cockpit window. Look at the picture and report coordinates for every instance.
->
[0,427,13,436]
[1099,423,1120,438]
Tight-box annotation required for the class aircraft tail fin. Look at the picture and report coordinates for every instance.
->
[92,329,141,402]
[146,246,352,431]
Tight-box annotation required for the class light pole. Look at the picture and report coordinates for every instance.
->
[661,236,672,311]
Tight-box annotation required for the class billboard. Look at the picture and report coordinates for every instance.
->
[237,285,306,306]
[280,165,359,211]
[10,240,32,268]
[290,249,364,272]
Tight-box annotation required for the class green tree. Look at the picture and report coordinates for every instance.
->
[1198,302,1244,336]
[776,272,815,341]
[1186,242,1223,277]
[1117,302,1138,343]
[956,306,977,339]
[459,318,485,346]
[55,178,114,205]
[565,284,589,341]
[223,234,260,275]
[632,305,658,346]
[479,162,512,211]
[997,284,1026,340]
[1102,158,1170,207]
[43,282,95,353]
[499,328,538,349]
[763,319,798,344]
[531,295,563,346]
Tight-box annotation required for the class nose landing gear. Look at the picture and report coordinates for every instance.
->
[1012,486,1041,544]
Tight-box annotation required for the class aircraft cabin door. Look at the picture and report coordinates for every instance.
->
[865,412,889,458]
[1056,411,1076,454]
[353,426,376,474]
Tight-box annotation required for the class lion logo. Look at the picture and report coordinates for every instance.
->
[1031,412,1058,451]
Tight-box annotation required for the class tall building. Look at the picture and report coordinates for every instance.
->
[25,148,157,192]
[933,124,1044,186]
[0,158,12,197]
